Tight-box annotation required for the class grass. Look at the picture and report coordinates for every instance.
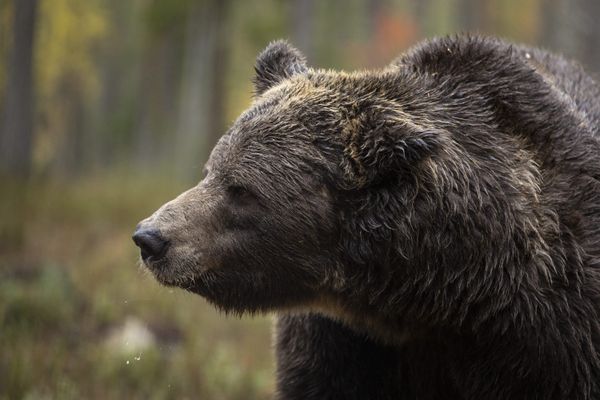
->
[0,173,275,400]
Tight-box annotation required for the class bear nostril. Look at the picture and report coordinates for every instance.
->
[132,228,169,262]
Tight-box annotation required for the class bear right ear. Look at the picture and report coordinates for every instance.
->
[340,107,445,189]
[253,40,308,95]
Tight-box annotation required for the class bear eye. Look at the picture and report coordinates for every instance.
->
[227,185,258,205]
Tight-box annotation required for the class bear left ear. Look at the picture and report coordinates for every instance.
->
[254,40,308,95]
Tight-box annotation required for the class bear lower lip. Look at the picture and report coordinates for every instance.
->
[140,249,151,261]
[142,259,190,287]
[141,256,162,271]
[147,264,177,286]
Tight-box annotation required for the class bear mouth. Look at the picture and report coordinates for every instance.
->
[139,253,163,269]
[141,256,208,290]
[140,257,175,284]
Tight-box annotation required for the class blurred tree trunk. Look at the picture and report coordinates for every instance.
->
[291,0,315,61]
[0,0,38,177]
[366,0,384,66]
[174,5,208,179]
[135,33,181,170]
[96,46,122,167]
[413,0,430,27]
[542,0,600,77]
[578,0,600,76]
[367,0,384,38]
[206,0,230,150]
[174,0,231,181]
[457,0,488,33]
[57,77,86,175]
[541,0,560,47]
[92,0,140,169]
[540,0,577,56]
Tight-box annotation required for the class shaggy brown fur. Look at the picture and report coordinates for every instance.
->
[134,35,600,399]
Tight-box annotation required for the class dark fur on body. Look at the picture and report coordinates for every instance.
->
[136,35,600,399]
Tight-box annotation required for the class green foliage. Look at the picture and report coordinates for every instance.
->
[0,175,274,399]
[36,0,107,99]
[0,0,587,397]
[0,0,12,96]
[1,265,77,332]
[4,0,555,178]
[143,0,195,37]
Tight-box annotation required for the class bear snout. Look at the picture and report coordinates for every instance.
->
[132,227,170,263]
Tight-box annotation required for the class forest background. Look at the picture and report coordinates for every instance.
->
[2,1,599,399]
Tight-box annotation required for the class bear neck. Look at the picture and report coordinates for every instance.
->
[312,37,600,388]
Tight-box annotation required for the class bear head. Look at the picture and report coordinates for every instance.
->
[133,41,456,318]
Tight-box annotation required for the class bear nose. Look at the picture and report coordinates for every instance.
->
[132,228,169,262]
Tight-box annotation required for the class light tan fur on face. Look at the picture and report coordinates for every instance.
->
[138,179,221,286]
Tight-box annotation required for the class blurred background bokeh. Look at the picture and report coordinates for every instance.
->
[1,0,600,399]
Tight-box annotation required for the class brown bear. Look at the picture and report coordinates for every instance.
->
[133,35,600,399]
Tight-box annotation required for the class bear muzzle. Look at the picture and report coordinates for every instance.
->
[132,226,170,263]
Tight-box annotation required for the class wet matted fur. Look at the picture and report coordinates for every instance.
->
[135,35,600,400]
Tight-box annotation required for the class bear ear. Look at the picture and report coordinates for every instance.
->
[342,108,444,188]
[253,40,308,95]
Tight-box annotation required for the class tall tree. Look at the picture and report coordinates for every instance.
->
[291,0,315,61]
[541,0,600,77]
[0,0,38,177]
[206,0,231,151]
[456,0,489,33]
[135,0,188,172]
[541,0,564,50]
[578,0,600,76]
[174,0,231,180]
